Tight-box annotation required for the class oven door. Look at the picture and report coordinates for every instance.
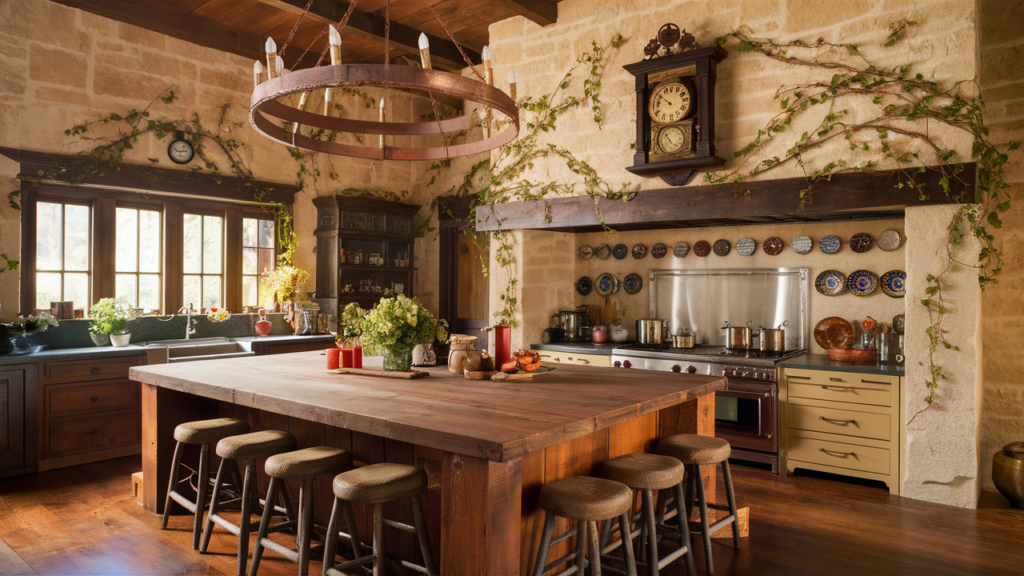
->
[714,378,777,453]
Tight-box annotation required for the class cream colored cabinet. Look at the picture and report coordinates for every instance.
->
[530,349,612,368]
[780,367,903,494]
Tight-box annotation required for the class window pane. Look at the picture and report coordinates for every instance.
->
[64,272,89,310]
[243,248,258,275]
[202,275,221,309]
[116,274,137,307]
[139,274,160,312]
[203,216,222,274]
[243,276,257,308]
[36,272,61,310]
[36,202,63,271]
[116,208,138,273]
[183,214,202,274]
[243,218,258,247]
[139,210,161,273]
[259,220,275,249]
[183,275,201,311]
[64,205,90,272]
[258,248,275,275]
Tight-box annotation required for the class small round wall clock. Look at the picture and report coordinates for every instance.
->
[168,138,195,164]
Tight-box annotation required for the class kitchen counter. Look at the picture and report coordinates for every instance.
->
[530,341,632,355]
[780,353,905,376]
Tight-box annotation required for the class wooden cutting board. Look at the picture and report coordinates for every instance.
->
[330,367,430,379]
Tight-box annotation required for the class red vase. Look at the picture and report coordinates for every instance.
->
[255,309,272,337]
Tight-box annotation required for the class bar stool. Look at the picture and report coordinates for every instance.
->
[533,476,637,576]
[655,435,740,574]
[322,462,437,576]
[600,453,697,576]
[162,418,251,549]
[249,446,353,576]
[200,430,298,576]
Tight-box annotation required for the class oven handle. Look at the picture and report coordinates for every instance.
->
[720,389,772,400]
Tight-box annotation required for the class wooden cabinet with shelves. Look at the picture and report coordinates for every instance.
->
[0,368,26,473]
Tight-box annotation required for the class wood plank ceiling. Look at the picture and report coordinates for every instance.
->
[53,0,560,72]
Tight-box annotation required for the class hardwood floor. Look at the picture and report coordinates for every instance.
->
[1,456,1022,575]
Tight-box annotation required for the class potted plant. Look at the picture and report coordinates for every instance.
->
[89,298,139,347]
[1,312,58,355]
[351,294,448,371]
[259,265,310,323]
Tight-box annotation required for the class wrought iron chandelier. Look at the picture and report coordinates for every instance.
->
[248,0,519,161]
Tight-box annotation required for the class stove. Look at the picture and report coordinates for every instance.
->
[612,343,806,472]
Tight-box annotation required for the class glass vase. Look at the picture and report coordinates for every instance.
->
[382,342,414,371]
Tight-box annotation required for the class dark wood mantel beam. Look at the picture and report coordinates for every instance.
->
[493,0,558,27]
[475,163,977,232]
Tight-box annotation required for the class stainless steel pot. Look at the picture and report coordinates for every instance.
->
[636,319,667,345]
[722,320,757,350]
[670,333,695,348]
[759,320,789,353]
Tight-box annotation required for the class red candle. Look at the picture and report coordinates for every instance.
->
[341,348,354,368]
[327,348,342,370]
[353,346,363,368]
[494,325,512,367]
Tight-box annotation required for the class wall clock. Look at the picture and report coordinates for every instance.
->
[624,24,728,186]
[167,132,195,165]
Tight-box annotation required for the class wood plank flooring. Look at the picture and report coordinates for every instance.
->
[1,456,1023,575]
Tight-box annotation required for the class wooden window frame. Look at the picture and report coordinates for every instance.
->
[114,205,164,313]
[240,214,276,310]
[31,199,93,313]
[181,211,225,311]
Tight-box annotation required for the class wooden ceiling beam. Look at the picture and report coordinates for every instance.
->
[493,0,558,27]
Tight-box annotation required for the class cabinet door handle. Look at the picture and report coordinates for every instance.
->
[788,375,810,380]
[538,354,551,358]
[91,428,99,434]
[829,377,844,382]
[820,385,854,391]
[91,367,100,375]
[91,396,98,402]
[819,416,857,425]
[861,379,890,385]
[576,358,590,364]
[819,448,856,457]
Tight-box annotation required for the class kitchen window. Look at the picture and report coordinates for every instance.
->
[115,207,162,312]
[183,213,224,310]
[242,217,275,308]
[34,201,90,311]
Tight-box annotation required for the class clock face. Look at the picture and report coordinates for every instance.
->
[657,126,686,153]
[649,82,692,124]
[168,139,194,164]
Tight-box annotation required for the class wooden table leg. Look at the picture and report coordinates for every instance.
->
[141,383,216,513]
[440,452,522,576]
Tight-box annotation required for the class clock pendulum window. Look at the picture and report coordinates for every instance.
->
[624,24,728,186]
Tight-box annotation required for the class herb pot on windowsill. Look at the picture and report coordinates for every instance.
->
[110,333,131,347]
[90,333,111,347]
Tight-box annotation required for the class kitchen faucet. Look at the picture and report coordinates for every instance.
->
[175,304,197,339]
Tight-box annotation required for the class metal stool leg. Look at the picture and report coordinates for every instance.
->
[533,511,556,576]
[672,479,697,576]
[247,476,279,576]
[692,465,713,574]
[161,441,183,529]
[641,489,659,576]
[200,457,227,553]
[722,460,740,550]
[191,443,209,549]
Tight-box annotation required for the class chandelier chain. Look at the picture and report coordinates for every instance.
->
[421,0,486,81]
[384,0,390,70]
[310,0,361,69]
[280,0,315,57]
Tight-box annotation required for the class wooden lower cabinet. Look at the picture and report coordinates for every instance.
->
[0,369,26,473]
[530,349,612,367]
[780,367,903,494]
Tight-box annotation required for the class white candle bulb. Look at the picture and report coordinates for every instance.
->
[329,26,341,47]
[276,57,283,76]
[508,68,517,100]
[418,33,429,50]
[266,37,278,79]
[253,60,264,88]
[507,69,516,84]
[265,37,277,53]
[379,98,385,149]
[482,45,491,62]
[254,61,264,73]
[418,32,432,70]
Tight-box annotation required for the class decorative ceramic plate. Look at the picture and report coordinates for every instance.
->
[596,273,620,297]
[880,270,906,298]
[623,273,643,295]
[814,316,856,350]
[595,244,611,260]
[877,229,903,251]
[651,243,668,259]
[763,237,784,256]
[736,238,756,256]
[792,235,813,255]
[693,240,711,257]
[893,313,906,334]
[612,244,628,260]
[578,245,593,260]
[820,235,842,254]
[815,270,847,296]
[713,239,731,257]
[576,276,592,296]
[850,233,873,253]
[672,241,690,258]
[632,244,647,259]
[846,269,878,296]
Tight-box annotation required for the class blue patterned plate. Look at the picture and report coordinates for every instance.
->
[846,270,878,296]
[820,235,842,255]
[815,270,847,296]
[880,270,906,298]
[623,273,643,295]
[596,273,620,297]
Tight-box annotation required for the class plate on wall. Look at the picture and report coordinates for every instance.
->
[713,239,731,257]
[846,269,878,296]
[877,229,903,251]
[632,244,647,259]
[736,238,756,256]
[693,241,711,257]
[623,273,643,295]
[576,276,592,296]
[595,244,611,260]
[763,237,784,256]
[814,317,856,350]
[672,241,690,258]
[578,245,593,260]
[612,244,628,260]
[820,235,842,255]
[850,233,873,253]
[652,243,668,258]
[595,273,620,297]
[792,235,813,255]
[880,270,906,298]
[815,270,847,296]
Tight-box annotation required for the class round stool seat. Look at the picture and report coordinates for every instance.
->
[266,446,352,480]
[656,434,731,465]
[216,430,296,460]
[539,476,632,522]
[173,418,249,445]
[601,453,685,491]
[333,463,428,504]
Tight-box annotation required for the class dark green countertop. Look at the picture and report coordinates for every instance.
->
[780,353,905,377]
[530,342,633,356]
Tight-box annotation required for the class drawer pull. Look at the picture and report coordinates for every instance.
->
[538,354,552,358]
[819,448,856,457]
[91,367,100,375]
[91,428,99,434]
[788,375,810,380]
[91,396,98,402]
[819,416,857,425]
[861,379,891,385]
[820,385,854,391]
[577,358,590,364]
[829,377,844,382]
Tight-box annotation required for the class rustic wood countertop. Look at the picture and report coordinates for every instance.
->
[130,351,725,462]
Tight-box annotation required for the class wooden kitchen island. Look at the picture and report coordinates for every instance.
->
[130,351,724,576]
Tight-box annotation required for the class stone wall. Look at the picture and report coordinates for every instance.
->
[979,0,1024,494]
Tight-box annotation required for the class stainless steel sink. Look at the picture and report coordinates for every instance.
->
[144,338,255,364]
